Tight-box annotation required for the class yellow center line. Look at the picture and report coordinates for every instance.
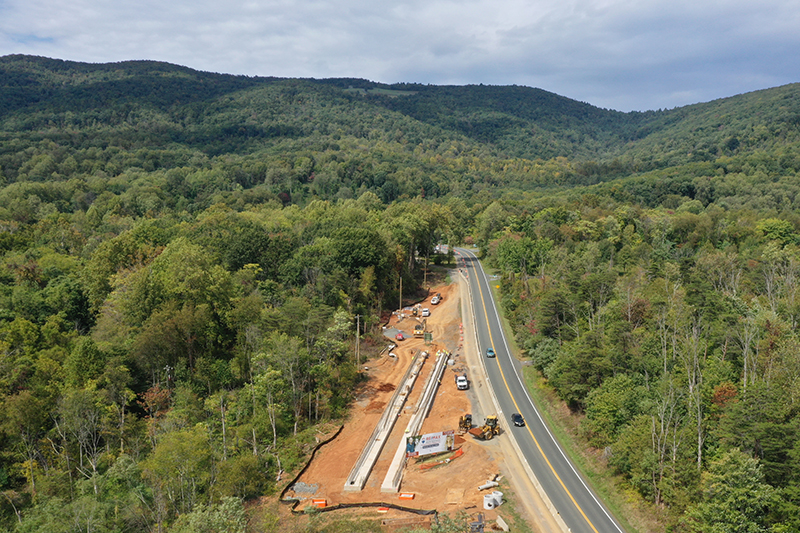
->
[469,255,600,533]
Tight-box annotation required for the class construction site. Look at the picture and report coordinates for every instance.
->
[279,276,561,532]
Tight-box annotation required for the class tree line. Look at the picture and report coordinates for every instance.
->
[483,195,800,531]
[0,192,459,532]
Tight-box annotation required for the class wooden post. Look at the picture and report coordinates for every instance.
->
[355,314,360,366]
[399,275,403,311]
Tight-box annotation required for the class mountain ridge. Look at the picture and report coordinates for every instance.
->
[1,54,799,205]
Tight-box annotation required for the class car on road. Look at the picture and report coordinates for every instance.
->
[395,332,405,341]
[486,347,495,358]
[511,413,525,427]
[421,308,430,317]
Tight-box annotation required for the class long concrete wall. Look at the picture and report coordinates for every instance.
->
[343,351,428,492]
[380,349,450,493]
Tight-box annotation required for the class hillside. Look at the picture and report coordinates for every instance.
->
[2,54,800,241]
[2,54,798,170]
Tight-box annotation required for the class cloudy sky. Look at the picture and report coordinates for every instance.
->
[1,0,798,111]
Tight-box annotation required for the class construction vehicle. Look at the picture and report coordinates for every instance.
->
[468,415,500,440]
[458,414,473,434]
[414,322,425,338]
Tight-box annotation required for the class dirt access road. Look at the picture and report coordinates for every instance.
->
[283,275,561,532]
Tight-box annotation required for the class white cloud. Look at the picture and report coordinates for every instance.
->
[1,0,798,110]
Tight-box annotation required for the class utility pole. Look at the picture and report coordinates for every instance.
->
[355,314,361,366]
[399,275,403,311]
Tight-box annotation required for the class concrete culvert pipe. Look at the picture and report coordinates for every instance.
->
[483,494,497,510]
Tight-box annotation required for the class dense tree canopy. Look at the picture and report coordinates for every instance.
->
[1,55,800,532]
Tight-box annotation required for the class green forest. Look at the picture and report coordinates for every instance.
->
[1,54,800,532]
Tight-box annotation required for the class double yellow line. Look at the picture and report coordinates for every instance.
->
[468,252,601,533]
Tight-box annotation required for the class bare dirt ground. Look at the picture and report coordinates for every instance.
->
[279,276,561,532]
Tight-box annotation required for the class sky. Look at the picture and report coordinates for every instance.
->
[1,0,799,112]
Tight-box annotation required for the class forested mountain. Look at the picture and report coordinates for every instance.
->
[1,54,800,532]
[2,54,798,205]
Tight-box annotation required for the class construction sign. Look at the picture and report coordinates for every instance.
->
[406,430,455,458]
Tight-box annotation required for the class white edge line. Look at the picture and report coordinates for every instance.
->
[457,250,569,533]
[459,248,625,533]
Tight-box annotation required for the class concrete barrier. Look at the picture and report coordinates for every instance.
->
[343,352,427,492]
[380,350,449,493]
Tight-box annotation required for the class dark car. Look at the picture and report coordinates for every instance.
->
[486,347,495,358]
[511,413,525,427]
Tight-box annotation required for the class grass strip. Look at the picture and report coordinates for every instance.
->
[486,277,655,533]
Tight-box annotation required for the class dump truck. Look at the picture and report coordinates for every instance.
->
[458,414,473,434]
[468,415,500,440]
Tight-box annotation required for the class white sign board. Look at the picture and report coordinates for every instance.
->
[406,430,455,458]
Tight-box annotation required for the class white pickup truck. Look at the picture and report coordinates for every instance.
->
[455,373,469,390]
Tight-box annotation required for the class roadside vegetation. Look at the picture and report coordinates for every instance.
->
[485,200,800,531]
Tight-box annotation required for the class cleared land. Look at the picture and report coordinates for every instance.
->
[280,280,561,532]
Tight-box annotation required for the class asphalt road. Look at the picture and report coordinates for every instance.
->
[455,247,625,533]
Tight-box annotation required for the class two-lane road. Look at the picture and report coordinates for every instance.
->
[456,247,624,533]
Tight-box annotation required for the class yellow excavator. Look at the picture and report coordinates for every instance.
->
[468,415,500,440]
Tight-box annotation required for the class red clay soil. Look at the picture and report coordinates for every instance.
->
[282,283,507,525]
